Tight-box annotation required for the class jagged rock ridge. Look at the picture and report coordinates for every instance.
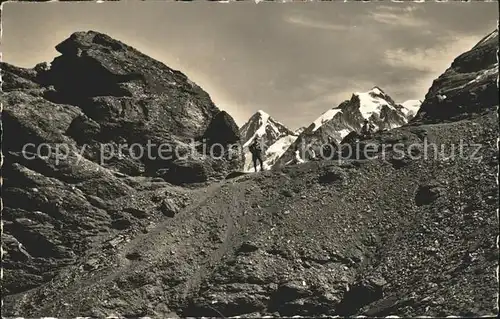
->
[274,87,419,167]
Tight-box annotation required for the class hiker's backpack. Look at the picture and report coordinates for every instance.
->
[250,141,261,154]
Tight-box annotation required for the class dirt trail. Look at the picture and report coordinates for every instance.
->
[25,178,233,314]
[181,178,267,302]
[107,181,228,282]
[78,173,253,288]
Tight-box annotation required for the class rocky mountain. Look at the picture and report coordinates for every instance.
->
[274,87,418,167]
[240,110,294,147]
[239,110,296,171]
[412,29,498,124]
[2,31,243,184]
[1,30,244,296]
[314,87,413,135]
[2,29,498,318]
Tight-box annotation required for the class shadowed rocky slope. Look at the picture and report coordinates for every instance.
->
[2,30,499,317]
[1,31,243,296]
[2,31,243,182]
[413,29,498,124]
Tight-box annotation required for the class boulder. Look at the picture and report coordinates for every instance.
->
[2,30,244,183]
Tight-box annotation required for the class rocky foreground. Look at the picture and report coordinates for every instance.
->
[1,30,499,317]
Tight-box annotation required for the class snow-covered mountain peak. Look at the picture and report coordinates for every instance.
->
[368,86,386,96]
[240,110,294,148]
[350,87,398,120]
[240,110,296,172]
[272,87,423,169]
[401,99,422,108]
[257,109,269,117]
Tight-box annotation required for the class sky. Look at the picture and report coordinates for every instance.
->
[1,1,498,130]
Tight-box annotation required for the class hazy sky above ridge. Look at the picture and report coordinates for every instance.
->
[2,0,498,129]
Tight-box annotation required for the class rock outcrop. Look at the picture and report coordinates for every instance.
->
[1,30,243,295]
[412,29,498,123]
[2,31,243,183]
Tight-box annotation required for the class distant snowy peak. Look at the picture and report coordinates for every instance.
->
[300,86,404,138]
[272,87,416,169]
[240,110,293,148]
[401,99,422,109]
[351,86,399,120]
[240,110,296,172]
[312,87,408,134]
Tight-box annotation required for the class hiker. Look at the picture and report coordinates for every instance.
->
[361,119,371,138]
[249,138,264,172]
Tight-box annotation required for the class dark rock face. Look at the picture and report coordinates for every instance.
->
[2,30,243,181]
[1,63,40,91]
[413,30,498,123]
[1,30,243,295]
[204,111,241,146]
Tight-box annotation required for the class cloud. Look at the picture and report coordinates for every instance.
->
[381,34,482,100]
[296,77,376,110]
[375,4,421,13]
[370,4,427,28]
[383,34,479,72]
[285,15,350,31]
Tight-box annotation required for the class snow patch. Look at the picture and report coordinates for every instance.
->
[257,109,269,117]
[370,87,384,95]
[243,134,298,172]
[338,128,351,139]
[400,99,422,117]
[262,134,298,170]
[294,150,305,164]
[354,91,392,119]
[312,109,342,132]
[243,111,271,148]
